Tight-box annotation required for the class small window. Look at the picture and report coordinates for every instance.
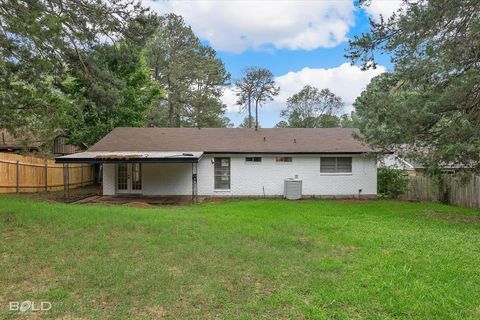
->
[441,169,455,175]
[276,156,292,163]
[214,157,230,189]
[320,157,352,173]
[245,157,262,163]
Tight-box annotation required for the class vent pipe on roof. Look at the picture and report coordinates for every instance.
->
[263,137,266,142]
[294,138,296,143]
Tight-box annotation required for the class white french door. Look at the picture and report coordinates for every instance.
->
[116,163,142,194]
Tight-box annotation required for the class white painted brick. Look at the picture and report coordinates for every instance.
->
[102,154,377,197]
[198,154,376,197]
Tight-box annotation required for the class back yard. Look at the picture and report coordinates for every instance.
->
[1,197,479,319]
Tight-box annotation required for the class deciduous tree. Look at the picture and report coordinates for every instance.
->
[279,86,343,128]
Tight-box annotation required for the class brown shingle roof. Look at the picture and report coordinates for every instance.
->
[0,129,44,150]
[0,129,84,154]
[88,127,375,153]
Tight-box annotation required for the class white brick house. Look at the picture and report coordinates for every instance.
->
[57,128,378,199]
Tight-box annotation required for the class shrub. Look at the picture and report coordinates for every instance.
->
[377,168,409,199]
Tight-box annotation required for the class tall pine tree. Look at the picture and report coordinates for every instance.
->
[145,14,231,128]
[348,0,480,172]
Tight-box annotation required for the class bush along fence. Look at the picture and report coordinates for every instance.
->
[400,175,480,209]
[0,152,94,193]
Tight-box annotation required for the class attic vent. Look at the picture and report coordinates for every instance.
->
[182,153,194,156]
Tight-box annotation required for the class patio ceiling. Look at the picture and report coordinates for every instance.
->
[55,151,203,164]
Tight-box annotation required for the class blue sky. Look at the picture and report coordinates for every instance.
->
[142,0,400,127]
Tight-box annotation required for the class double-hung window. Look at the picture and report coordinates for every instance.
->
[320,157,352,173]
[214,157,230,189]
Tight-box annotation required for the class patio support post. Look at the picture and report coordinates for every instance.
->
[192,162,198,203]
[195,162,198,202]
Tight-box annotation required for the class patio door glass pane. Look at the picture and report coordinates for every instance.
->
[117,163,128,190]
[131,163,142,190]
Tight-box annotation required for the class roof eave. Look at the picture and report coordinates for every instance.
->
[55,157,201,164]
[202,151,379,154]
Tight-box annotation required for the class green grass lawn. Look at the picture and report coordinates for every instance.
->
[1,197,480,319]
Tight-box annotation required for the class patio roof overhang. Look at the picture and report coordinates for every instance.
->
[55,151,204,164]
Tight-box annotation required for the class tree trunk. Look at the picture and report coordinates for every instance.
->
[168,99,174,127]
[167,78,174,127]
[176,104,181,127]
[248,96,252,128]
[255,99,259,130]
[154,53,160,80]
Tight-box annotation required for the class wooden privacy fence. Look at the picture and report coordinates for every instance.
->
[400,175,480,209]
[0,152,94,193]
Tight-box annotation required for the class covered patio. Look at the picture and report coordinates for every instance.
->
[56,151,203,202]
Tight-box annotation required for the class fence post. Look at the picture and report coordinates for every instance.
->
[81,165,84,187]
[67,164,70,200]
[16,160,19,193]
[44,161,48,192]
[63,164,67,202]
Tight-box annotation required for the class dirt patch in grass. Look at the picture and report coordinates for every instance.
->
[420,210,480,224]
[297,236,316,247]
[325,245,359,258]
[130,305,166,319]
[122,201,153,208]
[2,213,15,225]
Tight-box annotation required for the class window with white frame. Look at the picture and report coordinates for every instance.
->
[320,157,352,173]
[275,156,292,163]
[245,157,262,163]
[214,157,230,189]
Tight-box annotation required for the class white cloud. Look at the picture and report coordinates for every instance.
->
[222,63,386,114]
[142,0,355,53]
[222,88,239,112]
[363,0,403,21]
